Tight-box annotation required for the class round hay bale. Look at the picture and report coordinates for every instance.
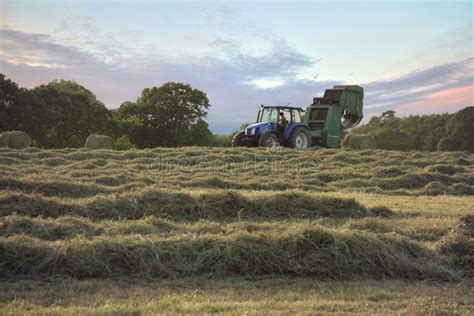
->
[0,131,31,149]
[85,134,116,150]
[341,133,377,149]
[0,132,9,147]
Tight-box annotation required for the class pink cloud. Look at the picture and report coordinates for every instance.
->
[397,84,473,115]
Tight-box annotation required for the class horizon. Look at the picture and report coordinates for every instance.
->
[1,0,473,134]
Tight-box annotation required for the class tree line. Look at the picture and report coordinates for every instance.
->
[0,74,231,149]
[353,108,474,152]
[1,73,472,151]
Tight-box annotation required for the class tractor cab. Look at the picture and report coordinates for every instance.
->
[233,105,311,148]
[258,106,304,125]
[247,105,304,137]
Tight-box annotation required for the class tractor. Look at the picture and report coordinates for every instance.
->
[232,85,364,149]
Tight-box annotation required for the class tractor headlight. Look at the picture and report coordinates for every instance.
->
[250,127,256,135]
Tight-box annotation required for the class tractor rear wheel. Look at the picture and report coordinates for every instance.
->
[258,132,279,147]
[232,131,246,147]
[289,127,311,149]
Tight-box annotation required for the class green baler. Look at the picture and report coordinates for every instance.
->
[304,85,364,147]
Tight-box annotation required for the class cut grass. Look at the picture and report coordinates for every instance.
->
[1,278,473,315]
[0,147,472,195]
[0,147,472,314]
[0,224,454,280]
[0,189,367,220]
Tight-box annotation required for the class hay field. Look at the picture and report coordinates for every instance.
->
[0,147,473,314]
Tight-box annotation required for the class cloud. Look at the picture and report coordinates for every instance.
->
[0,28,330,132]
[1,27,472,134]
[364,58,473,116]
[206,36,316,81]
[0,28,94,68]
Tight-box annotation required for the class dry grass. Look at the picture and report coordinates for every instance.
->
[1,278,473,315]
[0,147,472,314]
[0,147,472,195]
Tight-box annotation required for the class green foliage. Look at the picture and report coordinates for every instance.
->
[31,80,118,148]
[372,128,414,151]
[115,82,211,148]
[437,107,474,152]
[355,108,473,152]
[0,74,49,145]
[177,119,214,146]
[116,135,136,150]
[211,134,233,147]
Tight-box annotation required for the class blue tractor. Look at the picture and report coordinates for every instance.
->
[232,105,311,149]
[232,85,364,149]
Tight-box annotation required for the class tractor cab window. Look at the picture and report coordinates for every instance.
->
[259,107,278,123]
[280,109,291,123]
[292,109,302,123]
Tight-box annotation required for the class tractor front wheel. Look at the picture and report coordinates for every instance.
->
[258,132,279,147]
[289,127,311,149]
[232,131,246,147]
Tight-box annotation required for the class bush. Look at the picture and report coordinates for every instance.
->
[0,131,31,149]
[116,135,135,151]
[341,133,377,149]
[85,134,116,150]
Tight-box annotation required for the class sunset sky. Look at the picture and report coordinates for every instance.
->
[1,0,472,133]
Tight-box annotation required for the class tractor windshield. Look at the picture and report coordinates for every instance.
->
[258,107,278,123]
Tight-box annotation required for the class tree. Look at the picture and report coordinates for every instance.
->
[0,74,49,146]
[437,106,474,152]
[177,119,214,146]
[381,110,396,121]
[116,82,211,148]
[371,128,414,150]
[32,80,117,148]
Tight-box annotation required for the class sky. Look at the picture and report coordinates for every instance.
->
[0,0,473,134]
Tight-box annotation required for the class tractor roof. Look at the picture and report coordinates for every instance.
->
[262,105,304,111]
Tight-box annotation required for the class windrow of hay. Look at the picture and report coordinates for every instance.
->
[0,177,111,198]
[436,215,474,277]
[0,131,31,149]
[2,147,471,195]
[0,215,103,241]
[368,206,397,218]
[85,134,116,150]
[0,226,455,280]
[0,147,472,284]
[0,189,368,220]
[341,133,377,149]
